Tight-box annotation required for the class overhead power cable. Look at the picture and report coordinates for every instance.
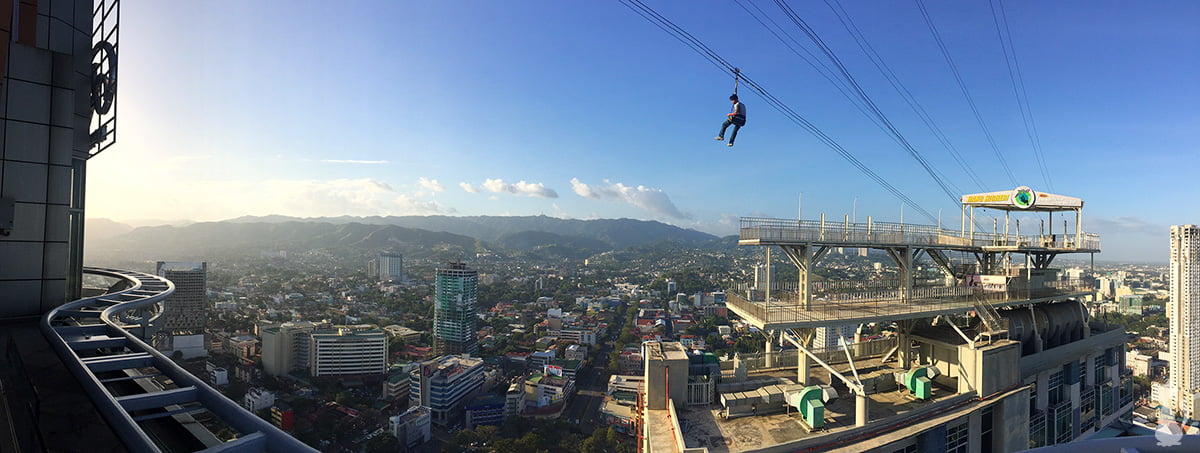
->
[989,0,1053,192]
[617,0,939,224]
[914,0,1018,187]
[731,0,894,141]
[770,0,962,205]
[823,0,987,193]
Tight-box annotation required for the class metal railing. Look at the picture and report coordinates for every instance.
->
[725,278,1094,327]
[41,267,316,453]
[739,217,1101,251]
[719,337,900,372]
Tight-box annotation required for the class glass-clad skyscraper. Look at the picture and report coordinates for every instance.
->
[433,261,478,356]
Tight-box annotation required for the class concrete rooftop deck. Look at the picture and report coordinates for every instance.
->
[686,362,963,452]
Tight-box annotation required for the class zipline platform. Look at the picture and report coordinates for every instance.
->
[727,187,1100,331]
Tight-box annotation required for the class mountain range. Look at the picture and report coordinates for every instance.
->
[85,215,723,260]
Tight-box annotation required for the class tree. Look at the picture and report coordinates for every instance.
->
[365,433,400,453]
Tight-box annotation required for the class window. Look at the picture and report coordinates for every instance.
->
[890,443,918,453]
[946,423,970,453]
[1052,401,1074,444]
[1049,371,1064,406]
[981,406,994,453]
[1029,410,1046,449]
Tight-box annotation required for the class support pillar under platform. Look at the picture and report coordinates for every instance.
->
[765,330,776,368]
[856,392,869,427]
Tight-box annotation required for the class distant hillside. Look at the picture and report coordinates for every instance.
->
[224,215,718,249]
[493,230,611,260]
[90,221,477,259]
[85,218,134,241]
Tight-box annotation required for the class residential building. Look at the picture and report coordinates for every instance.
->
[549,358,583,379]
[434,261,479,356]
[382,364,415,402]
[464,394,507,429]
[260,321,318,377]
[528,350,555,370]
[564,344,588,361]
[409,355,485,427]
[556,325,598,346]
[813,324,857,349]
[383,324,424,342]
[390,406,432,448]
[271,403,294,431]
[379,252,404,283]
[522,371,575,415]
[309,326,387,377]
[156,261,208,333]
[601,375,643,435]
[1169,225,1200,420]
[205,362,228,387]
[505,382,523,418]
[242,387,275,412]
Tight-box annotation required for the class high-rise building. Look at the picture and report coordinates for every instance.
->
[813,324,856,349]
[379,252,404,283]
[433,261,479,356]
[1169,225,1200,419]
[156,261,208,332]
[0,0,100,320]
[0,3,313,450]
[260,321,318,376]
[409,355,485,427]
[309,326,387,377]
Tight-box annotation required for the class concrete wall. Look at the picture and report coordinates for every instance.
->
[995,387,1031,452]
[0,0,94,317]
[972,340,1021,397]
[643,341,688,410]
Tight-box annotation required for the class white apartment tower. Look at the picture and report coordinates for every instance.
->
[379,252,404,283]
[156,261,208,333]
[1170,225,1200,419]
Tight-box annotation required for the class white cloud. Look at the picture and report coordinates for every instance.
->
[570,178,690,219]
[469,178,558,198]
[417,176,446,191]
[90,178,452,221]
[417,177,445,193]
[318,159,389,164]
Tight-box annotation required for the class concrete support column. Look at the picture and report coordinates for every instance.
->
[856,392,869,427]
[765,330,776,368]
[1084,355,1095,387]
[1036,372,1049,412]
[798,351,810,386]
[968,410,982,453]
[897,321,911,368]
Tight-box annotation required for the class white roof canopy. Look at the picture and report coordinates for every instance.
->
[960,186,1083,212]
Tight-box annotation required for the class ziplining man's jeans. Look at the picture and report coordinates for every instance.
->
[719,116,746,144]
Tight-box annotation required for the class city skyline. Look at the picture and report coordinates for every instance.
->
[83,1,1198,262]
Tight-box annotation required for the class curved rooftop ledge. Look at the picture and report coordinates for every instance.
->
[41,267,317,453]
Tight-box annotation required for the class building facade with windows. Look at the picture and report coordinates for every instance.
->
[309,326,387,377]
[433,261,479,356]
[156,261,208,332]
[1168,224,1200,420]
[409,355,485,427]
[379,252,403,282]
[260,321,318,376]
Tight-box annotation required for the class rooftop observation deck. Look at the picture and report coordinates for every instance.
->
[738,217,1100,253]
[726,279,1093,331]
[728,217,1099,331]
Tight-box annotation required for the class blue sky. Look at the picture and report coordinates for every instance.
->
[86,1,1198,262]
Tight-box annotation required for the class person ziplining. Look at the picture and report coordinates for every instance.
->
[715,69,746,146]
[714,94,747,147]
